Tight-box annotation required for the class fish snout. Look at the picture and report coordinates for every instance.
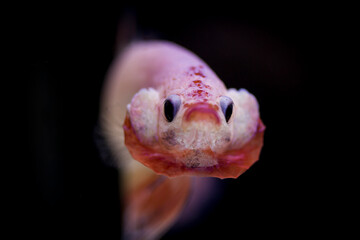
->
[183,103,220,124]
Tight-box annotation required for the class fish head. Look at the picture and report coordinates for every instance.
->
[124,87,265,179]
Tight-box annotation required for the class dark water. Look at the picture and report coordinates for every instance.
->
[23,3,339,239]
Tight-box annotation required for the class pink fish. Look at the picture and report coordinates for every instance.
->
[100,41,265,239]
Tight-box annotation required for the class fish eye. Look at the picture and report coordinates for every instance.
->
[164,95,181,122]
[220,96,233,123]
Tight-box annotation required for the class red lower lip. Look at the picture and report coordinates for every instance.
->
[184,103,220,124]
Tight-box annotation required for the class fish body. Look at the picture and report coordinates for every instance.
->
[100,41,265,239]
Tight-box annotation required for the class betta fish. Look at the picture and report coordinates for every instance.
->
[100,41,265,240]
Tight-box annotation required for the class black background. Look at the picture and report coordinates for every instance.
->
[20,3,345,239]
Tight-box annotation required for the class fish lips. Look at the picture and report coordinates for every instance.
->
[183,103,220,124]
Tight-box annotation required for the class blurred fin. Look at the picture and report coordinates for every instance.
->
[123,176,192,240]
[167,177,224,235]
[93,123,118,168]
[115,8,137,53]
[115,8,163,53]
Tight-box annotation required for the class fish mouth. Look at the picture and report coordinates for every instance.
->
[184,103,220,124]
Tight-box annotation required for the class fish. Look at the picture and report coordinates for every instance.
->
[100,40,265,240]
